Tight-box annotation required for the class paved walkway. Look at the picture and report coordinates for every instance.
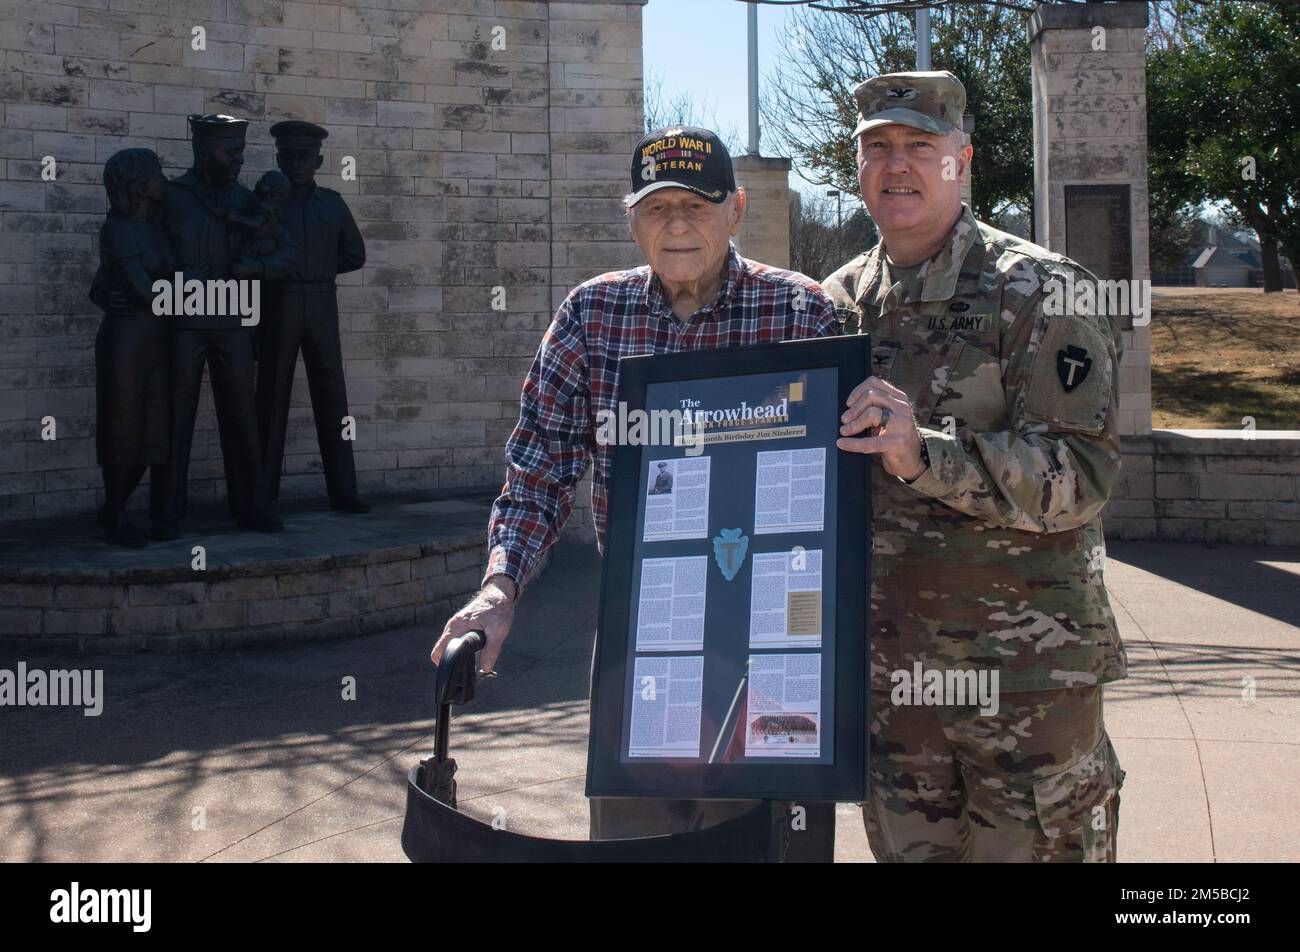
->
[1,540,1296,862]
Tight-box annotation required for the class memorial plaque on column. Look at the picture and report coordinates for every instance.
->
[1065,184,1134,329]
[1064,184,1133,282]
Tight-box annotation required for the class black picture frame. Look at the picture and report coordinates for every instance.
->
[586,334,871,801]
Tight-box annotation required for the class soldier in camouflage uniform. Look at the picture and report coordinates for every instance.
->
[824,71,1128,861]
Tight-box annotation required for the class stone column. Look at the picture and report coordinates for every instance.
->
[548,0,648,547]
[732,154,792,269]
[1029,1,1151,437]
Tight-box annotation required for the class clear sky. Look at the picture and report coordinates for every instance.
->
[642,0,820,195]
[641,0,879,212]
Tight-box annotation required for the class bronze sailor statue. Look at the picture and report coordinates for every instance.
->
[155,113,299,537]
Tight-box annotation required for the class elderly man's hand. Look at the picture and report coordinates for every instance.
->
[431,576,517,675]
[836,375,927,481]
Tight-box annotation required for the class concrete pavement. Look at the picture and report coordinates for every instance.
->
[1,539,1296,862]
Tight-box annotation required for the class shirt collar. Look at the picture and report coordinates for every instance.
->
[856,203,980,311]
[646,242,746,325]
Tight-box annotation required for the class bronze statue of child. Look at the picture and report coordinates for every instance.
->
[228,169,291,265]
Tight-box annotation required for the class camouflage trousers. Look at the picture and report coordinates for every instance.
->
[865,684,1125,863]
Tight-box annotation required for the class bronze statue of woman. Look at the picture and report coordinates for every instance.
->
[90,148,175,547]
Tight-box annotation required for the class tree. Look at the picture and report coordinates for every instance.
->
[760,2,1033,231]
[790,192,879,281]
[1147,1,1300,292]
[643,68,743,153]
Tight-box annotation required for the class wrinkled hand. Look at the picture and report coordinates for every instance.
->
[430,576,517,675]
[836,375,926,481]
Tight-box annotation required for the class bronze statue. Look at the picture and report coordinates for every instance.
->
[229,170,292,263]
[256,120,369,514]
[90,148,174,547]
[154,114,301,537]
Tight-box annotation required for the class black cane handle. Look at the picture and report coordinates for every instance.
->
[433,630,485,765]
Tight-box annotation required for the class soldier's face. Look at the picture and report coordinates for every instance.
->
[629,188,744,289]
[201,139,245,184]
[857,125,968,242]
[277,148,322,187]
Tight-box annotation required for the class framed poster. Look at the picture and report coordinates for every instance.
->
[586,335,870,801]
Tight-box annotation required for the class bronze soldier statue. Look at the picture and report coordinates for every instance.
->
[155,114,299,538]
[256,120,369,514]
[90,148,174,547]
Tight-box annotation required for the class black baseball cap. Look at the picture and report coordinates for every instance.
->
[626,126,736,206]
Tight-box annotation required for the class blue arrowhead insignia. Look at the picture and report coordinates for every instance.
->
[712,528,749,582]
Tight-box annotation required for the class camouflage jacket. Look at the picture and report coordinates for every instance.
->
[822,205,1128,693]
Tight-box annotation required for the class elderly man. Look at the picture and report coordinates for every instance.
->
[431,127,840,852]
[825,71,1128,862]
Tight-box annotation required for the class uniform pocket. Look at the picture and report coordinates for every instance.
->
[1032,733,1125,861]
[931,338,1006,432]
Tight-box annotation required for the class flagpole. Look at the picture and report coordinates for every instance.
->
[916,6,931,70]
[747,1,760,153]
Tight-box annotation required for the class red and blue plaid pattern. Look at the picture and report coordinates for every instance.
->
[485,243,841,591]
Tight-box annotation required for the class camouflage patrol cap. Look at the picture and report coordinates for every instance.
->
[852,70,965,139]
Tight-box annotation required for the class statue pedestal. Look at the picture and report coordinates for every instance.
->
[0,495,490,653]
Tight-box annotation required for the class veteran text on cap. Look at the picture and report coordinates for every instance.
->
[625,126,736,206]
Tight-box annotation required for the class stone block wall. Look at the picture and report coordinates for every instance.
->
[1103,431,1300,545]
[732,154,790,269]
[0,0,647,526]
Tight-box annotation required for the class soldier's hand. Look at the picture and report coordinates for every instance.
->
[431,576,517,676]
[836,375,927,481]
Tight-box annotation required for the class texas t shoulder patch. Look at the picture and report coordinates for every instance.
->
[1057,344,1092,392]
[1024,315,1112,433]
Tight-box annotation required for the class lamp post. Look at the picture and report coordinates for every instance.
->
[826,189,842,229]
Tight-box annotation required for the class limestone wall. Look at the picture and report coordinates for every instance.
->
[732,154,790,270]
[1104,431,1300,545]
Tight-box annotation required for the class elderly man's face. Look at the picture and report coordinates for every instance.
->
[630,188,742,287]
[857,124,968,244]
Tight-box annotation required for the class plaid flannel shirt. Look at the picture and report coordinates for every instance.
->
[484,242,842,592]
